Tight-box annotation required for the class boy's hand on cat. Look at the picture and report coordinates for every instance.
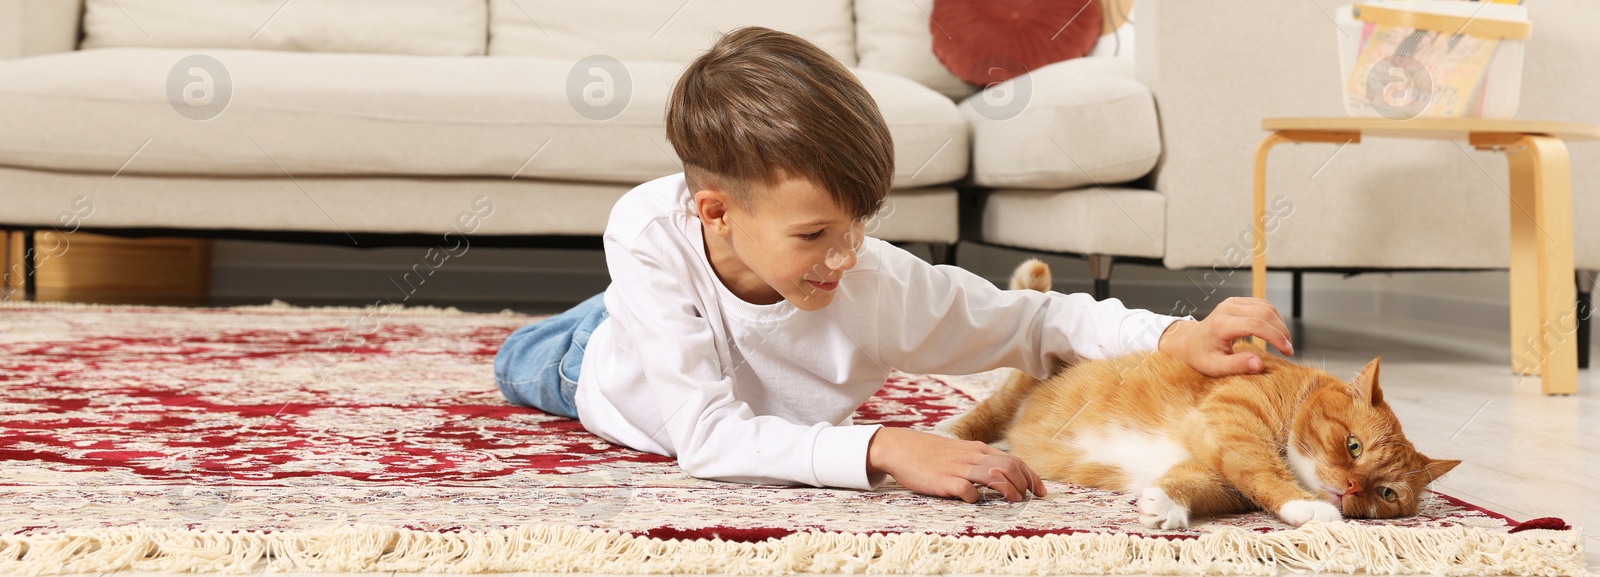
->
[1158,297,1293,377]
[866,427,1045,503]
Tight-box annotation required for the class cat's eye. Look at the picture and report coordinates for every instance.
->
[1346,434,1363,459]
[1378,486,1397,502]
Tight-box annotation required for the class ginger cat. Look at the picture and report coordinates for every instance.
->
[949,260,1460,529]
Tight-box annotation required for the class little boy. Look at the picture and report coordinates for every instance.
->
[495,27,1294,503]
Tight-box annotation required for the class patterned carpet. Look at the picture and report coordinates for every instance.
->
[0,301,1584,575]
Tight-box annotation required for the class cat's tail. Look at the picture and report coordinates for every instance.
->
[1010,258,1051,292]
[947,369,1046,444]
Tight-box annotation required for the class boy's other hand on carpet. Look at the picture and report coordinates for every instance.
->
[866,427,1045,503]
[1158,296,1293,377]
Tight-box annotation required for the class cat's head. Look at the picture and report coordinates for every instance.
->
[1287,358,1460,519]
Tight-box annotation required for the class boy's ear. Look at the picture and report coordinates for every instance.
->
[693,188,732,236]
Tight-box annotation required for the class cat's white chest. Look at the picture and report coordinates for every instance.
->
[1286,436,1324,492]
[1069,427,1191,493]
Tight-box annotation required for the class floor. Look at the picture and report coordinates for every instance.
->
[42,313,1600,577]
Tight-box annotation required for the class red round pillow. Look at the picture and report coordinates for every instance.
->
[931,0,1104,86]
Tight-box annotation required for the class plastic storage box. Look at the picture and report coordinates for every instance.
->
[1336,1,1530,119]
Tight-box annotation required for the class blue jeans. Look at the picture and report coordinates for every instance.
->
[494,292,608,418]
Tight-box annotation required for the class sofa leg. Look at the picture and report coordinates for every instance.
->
[1579,270,1596,370]
[928,242,956,266]
[0,230,11,301]
[22,229,36,302]
[1290,271,1306,353]
[1291,271,1303,320]
[1088,254,1113,301]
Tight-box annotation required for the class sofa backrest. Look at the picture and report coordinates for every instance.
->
[58,0,977,100]
[0,0,83,58]
[854,0,975,100]
[79,0,488,56]
[487,0,856,66]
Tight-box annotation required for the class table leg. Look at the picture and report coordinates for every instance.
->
[1251,131,1357,303]
[1506,136,1578,395]
[1507,145,1541,377]
[1252,133,1291,301]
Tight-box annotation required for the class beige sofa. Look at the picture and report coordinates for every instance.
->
[1,0,1160,273]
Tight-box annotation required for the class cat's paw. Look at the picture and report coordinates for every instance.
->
[1278,499,1342,527]
[1137,487,1191,530]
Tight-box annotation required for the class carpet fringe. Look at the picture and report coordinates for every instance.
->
[0,522,1585,576]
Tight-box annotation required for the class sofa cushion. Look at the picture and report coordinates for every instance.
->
[79,0,488,56]
[0,48,966,188]
[960,57,1159,190]
[930,0,1101,85]
[855,0,976,100]
[488,0,856,66]
[982,187,1165,258]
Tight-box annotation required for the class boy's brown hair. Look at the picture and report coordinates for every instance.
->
[666,27,894,221]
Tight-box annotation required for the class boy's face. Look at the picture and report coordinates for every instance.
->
[700,175,866,312]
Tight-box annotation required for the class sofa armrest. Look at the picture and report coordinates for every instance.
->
[0,0,83,59]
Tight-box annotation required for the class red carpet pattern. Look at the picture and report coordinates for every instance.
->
[0,301,1522,543]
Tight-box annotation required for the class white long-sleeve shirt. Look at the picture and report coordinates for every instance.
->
[575,174,1182,490]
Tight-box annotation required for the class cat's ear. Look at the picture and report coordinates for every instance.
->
[1423,459,1462,483]
[1351,357,1384,405]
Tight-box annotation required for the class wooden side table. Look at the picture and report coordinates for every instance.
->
[1252,118,1600,395]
